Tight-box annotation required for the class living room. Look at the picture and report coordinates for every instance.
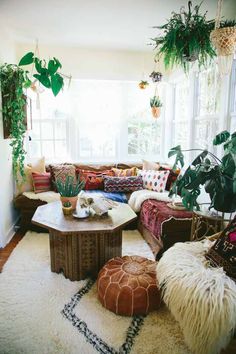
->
[0,0,236,353]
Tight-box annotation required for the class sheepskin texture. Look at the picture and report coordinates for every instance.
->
[23,190,60,203]
[0,231,191,354]
[156,240,236,354]
[128,189,181,212]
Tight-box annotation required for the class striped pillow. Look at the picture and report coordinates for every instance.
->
[32,172,51,194]
[104,175,143,193]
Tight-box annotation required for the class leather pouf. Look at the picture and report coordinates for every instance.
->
[97,255,160,316]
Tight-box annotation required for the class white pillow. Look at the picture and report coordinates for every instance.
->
[141,170,170,192]
[142,159,160,171]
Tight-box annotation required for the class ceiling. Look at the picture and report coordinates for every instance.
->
[0,0,235,51]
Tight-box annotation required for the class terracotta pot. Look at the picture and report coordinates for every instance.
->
[139,82,148,89]
[151,107,161,118]
[60,196,78,210]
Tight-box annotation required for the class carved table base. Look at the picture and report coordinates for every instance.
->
[49,229,122,281]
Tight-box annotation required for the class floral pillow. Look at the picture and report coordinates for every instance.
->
[141,170,170,192]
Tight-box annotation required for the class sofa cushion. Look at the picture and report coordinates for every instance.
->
[49,164,76,191]
[32,172,51,194]
[77,169,115,190]
[111,167,137,177]
[142,160,160,170]
[16,157,46,195]
[104,175,143,193]
[141,170,170,192]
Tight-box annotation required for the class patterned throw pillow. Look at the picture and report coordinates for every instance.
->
[141,170,170,192]
[112,167,137,177]
[104,175,143,193]
[32,172,51,194]
[49,164,77,191]
[159,166,180,191]
[78,170,115,190]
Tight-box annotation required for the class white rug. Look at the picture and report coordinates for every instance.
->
[0,231,191,354]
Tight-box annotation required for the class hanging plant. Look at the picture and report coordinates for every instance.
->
[150,95,162,118]
[18,52,64,96]
[149,71,163,82]
[152,1,216,72]
[0,64,29,178]
[138,80,149,89]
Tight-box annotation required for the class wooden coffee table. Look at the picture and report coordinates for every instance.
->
[32,201,137,281]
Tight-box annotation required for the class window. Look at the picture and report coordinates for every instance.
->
[28,80,164,162]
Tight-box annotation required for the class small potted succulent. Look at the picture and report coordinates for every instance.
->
[149,71,163,83]
[150,95,163,118]
[62,201,73,216]
[55,175,85,210]
[138,80,149,89]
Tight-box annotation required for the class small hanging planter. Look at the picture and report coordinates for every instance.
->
[149,71,163,83]
[138,80,149,89]
[150,96,162,119]
[211,25,236,56]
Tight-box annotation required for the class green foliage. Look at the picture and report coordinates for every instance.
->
[0,64,28,178]
[168,131,236,213]
[152,1,216,72]
[140,80,149,85]
[19,53,64,96]
[220,20,236,28]
[63,201,72,208]
[150,95,162,107]
[55,176,85,197]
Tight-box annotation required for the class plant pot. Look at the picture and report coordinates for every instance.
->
[62,206,73,216]
[139,82,148,89]
[151,107,161,118]
[60,196,78,210]
[210,27,236,56]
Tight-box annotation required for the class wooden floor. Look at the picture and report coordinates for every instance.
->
[0,231,25,272]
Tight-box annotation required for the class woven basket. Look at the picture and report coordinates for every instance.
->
[210,26,236,56]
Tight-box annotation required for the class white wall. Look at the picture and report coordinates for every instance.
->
[15,43,161,81]
[0,29,19,247]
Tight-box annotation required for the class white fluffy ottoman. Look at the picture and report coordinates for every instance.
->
[156,240,236,354]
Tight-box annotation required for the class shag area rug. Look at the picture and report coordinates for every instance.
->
[0,231,191,354]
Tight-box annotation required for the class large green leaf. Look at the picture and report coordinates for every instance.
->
[19,52,34,66]
[221,153,235,177]
[51,73,64,96]
[168,145,181,158]
[48,57,62,75]
[34,58,47,74]
[191,150,208,166]
[213,130,230,145]
[33,73,51,88]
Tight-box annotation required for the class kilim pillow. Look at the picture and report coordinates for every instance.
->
[49,164,76,191]
[104,175,143,193]
[77,169,115,190]
[32,172,51,194]
[111,167,137,177]
[141,170,170,192]
[159,166,180,191]
[205,217,236,280]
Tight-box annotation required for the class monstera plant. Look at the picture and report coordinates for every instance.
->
[168,131,236,213]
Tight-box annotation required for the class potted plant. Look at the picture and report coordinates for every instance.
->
[138,80,149,89]
[55,176,85,210]
[152,1,215,72]
[150,96,163,118]
[168,130,236,214]
[149,71,163,83]
[211,20,236,56]
[62,201,73,216]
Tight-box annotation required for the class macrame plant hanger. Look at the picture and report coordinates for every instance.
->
[211,0,236,75]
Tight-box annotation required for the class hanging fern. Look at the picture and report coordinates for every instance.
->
[0,64,29,179]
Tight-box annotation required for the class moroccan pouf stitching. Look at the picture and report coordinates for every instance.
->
[97,255,161,316]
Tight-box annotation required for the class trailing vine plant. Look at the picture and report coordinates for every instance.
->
[0,64,29,179]
[0,51,66,179]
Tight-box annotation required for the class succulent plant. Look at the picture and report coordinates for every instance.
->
[55,176,85,197]
[63,201,72,208]
[150,96,163,108]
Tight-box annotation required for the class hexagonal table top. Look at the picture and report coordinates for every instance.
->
[32,201,137,234]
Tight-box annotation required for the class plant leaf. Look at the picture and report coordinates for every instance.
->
[213,130,230,145]
[33,73,51,88]
[19,52,34,66]
[48,58,61,75]
[51,73,64,96]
